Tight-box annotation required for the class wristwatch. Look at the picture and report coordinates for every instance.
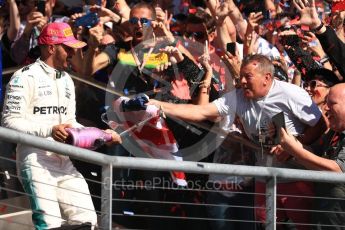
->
[312,22,324,33]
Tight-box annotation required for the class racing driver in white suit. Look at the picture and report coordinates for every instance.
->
[1,22,122,229]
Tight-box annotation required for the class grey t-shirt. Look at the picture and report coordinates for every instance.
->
[213,80,322,169]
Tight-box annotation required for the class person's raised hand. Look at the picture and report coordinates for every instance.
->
[153,45,183,72]
[151,20,174,42]
[222,47,241,80]
[69,13,85,39]
[155,6,166,23]
[293,0,320,28]
[247,12,264,31]
[159,45,184,64]
[24,11,47,33]
[198,40,212,71]
[270,145,293,162]
[280,127,304,154]
[88,24,104,49]
[89,5,122,24]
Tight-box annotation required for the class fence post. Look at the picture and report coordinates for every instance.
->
[265,176,277,230]
[100,164,113,229]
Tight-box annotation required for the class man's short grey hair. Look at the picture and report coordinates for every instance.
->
[241,54,274,77]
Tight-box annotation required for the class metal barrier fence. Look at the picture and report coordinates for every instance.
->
[2,67,345,230]
[1,127,345,230]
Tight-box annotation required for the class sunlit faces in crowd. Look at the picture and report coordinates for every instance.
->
[184,23,208,42]
[303,69,340,107]
[128,3,155,45]
[325,84,345,132]
[240,55,274,99]
[303,79,330,106]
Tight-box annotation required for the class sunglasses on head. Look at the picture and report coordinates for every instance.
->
[303,80,329,89]
[129,17,151,25]
[184,31,207,40]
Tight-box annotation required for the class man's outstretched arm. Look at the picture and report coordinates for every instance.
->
[148,100,221,122]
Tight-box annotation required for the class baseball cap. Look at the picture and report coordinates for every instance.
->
[38,22,86,49]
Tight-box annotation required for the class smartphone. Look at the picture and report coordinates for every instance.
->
[226,42,236,55]
[74,12,100,29]
[272,112,286,145]
[37,0,46,16]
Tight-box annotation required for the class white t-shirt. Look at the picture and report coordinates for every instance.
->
[213,80,322,169]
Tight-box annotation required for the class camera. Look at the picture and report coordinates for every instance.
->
[37,0,46,16]
[75,12,100,29]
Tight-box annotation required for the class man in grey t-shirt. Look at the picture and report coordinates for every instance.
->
[149,54,326,229]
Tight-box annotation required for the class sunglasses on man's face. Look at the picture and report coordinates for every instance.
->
[129,17,151,25]
[303,80,329,89]
[184,31,207,40]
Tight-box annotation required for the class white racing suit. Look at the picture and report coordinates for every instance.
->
[1,59,97,229]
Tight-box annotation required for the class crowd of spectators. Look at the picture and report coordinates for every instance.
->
[1,0,345,229]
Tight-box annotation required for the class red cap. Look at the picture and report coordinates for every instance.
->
[38,22,86,49]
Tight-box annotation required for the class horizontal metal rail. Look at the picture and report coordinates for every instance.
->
[2,65,345,229]
[1,126,345,184]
